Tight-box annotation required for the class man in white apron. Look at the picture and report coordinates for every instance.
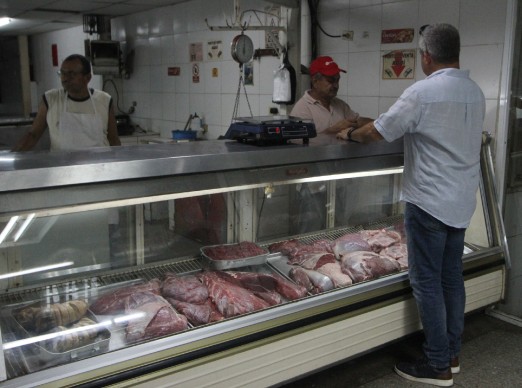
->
[12,54,122,265]
[12,54,120,151]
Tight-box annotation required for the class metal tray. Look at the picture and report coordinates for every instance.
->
[9,301,111,365]
[267,255,298,281]
[200,242,270,270]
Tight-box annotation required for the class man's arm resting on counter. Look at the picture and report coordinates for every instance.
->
[11,100,48,152]
[323,116,373,135]
[337,121,384,143]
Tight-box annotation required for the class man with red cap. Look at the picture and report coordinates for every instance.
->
[290,56,372,234]
[291,56,372,135]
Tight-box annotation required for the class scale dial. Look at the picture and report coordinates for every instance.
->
[231,33,254,64]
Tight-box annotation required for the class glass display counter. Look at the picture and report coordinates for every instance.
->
[0,134,507,387]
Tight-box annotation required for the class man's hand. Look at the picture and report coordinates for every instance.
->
[336,127,352,140]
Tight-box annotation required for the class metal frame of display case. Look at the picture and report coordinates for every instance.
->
[0,135,508,387]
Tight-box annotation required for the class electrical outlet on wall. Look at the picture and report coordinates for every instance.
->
[342,31,354,41]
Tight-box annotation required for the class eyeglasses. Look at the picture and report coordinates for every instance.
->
[419,24,430,54]
[57,70,84,78]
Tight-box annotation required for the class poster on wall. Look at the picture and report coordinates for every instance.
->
[189,43,203,62]
[244,63,253,85]
[192,63,200,83]
[382,50,415,79]
[207,40,223,61]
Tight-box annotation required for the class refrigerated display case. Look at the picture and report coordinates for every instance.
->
[0,133,508,387]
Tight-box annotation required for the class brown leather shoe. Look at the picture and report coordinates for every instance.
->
[450,357,460,374]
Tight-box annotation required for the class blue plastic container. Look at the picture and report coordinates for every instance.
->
[171,130,197,140]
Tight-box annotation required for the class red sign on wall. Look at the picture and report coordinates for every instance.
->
[51,44,58,66]
[381,29,414,44]
[168,67,180,76]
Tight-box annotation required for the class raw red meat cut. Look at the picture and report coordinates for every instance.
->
[340,251,400,283]
[124,292,188,343]
[288,267,314,293]
[316,262,353,287]
[89,279,161,315]
[299,252,337,270]
[202,241,267,260]
[309,239,334,253]
[289,267,334,294]
[216,271,307,302]
[286,245,333,265]
[332,233,372,260]
[167,298,223,326]
[198,271,270,318]
[162,273,208,304]
[380,243,408,269]
[268,239,302,255]
[360,229,402,253]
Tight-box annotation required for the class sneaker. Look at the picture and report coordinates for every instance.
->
[450,357,460,374]
[394,359,453,387]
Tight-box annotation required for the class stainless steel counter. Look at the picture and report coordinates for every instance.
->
[1,136,403,192]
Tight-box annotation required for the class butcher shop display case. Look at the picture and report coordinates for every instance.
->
[0,133,508,387]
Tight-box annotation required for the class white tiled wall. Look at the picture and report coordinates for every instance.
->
[316,0,507,133]
[30,0,509,141]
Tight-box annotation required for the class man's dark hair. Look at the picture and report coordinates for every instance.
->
[63,54,92,75]
[419,23,460,64]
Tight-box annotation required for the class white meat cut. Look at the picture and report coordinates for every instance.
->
[316,262,353,287]
[359,229,402,253]
[340,250,401,283]
[380,243,408,269]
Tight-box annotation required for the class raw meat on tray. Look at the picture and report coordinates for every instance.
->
[340,251,401,283]
[198,271,270,318]
[289,267,334,294]
[15,300,89,333]
[268,239,302,255]
[162,272,209,304]
[217,271,308,301]
[359,229,401,253]
[332,233,372,260]
[380,243,408,269]
[124,292,188,343]
[298,252,337,270]
[43,317,103,353]
[161,273,224,326]
[202,241,267,260]
[316,262,353,287]
[89,279,161,315]
[167,299,224,326]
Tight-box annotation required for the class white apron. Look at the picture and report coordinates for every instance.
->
[53,89,106,151]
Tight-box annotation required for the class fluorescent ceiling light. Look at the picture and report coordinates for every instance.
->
[0,17,11,27]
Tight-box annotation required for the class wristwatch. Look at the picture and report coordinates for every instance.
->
[347,127,359,143]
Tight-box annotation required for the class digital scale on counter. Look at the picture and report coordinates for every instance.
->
[225,115,316,145]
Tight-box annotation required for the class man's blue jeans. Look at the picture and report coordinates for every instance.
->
[404,202,466,369]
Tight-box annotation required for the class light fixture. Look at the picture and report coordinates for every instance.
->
[0,261,74,280]
[0,17,11,27]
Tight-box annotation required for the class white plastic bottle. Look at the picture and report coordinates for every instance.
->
[192,113,202,130]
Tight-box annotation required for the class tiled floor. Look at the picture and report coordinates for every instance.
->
[279,308,522,387]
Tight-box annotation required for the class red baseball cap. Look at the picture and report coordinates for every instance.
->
[309,56,346,76]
